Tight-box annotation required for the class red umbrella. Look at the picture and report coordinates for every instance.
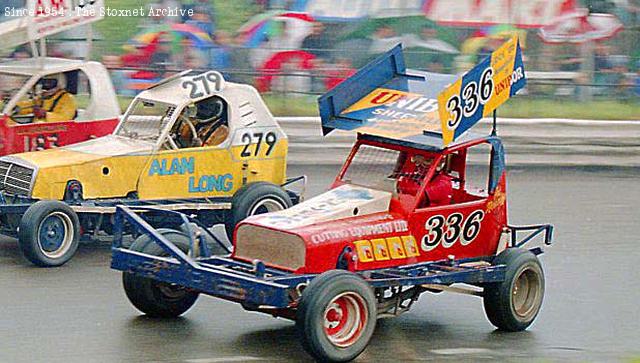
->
[255,50,315,92]
[539,9,623,44]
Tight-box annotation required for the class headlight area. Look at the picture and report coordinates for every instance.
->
[234,224,306,271]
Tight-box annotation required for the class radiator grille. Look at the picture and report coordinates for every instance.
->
[235,225,306,271]
[0,160,34,196]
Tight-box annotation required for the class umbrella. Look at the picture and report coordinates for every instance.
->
[344,16,440,39]
[255,50,316,92]
[403,34,459,54]
[539,9,623,44]
[341,16,458,53]
[238,12,314,48]
[128,23,214,50]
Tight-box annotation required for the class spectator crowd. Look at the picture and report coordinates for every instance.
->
[2,0,638,100]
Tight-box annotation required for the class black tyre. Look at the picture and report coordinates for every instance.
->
[225,182,292,241]
[296,270,377,362]
[18,200,80,267]
[122,229,199,318]
[483,248,545,332]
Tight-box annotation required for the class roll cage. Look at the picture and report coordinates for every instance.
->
[334,134,506,213]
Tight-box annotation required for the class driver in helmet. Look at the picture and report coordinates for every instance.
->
[424,157,454,206]
[396,153,453,206]
[176,96,228,147]
[15,74,77,122]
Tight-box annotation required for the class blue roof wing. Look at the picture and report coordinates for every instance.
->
[318,44,456,143]
[319,45,408,135]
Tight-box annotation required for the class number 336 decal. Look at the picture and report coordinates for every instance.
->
[421,210,484,252]
[445,67,493,130]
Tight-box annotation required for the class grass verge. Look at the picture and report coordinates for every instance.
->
[116,94,638,120]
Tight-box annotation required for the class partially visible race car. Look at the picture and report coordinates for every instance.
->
[0,69,302,267]
[0,58,120,154]
[0,0,120,155]
[111,37,552,362]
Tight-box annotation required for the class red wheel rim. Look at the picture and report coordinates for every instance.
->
[323,292,368,348]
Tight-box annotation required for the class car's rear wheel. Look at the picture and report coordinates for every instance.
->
[297,270,377,362]
[18,201,80,267]
[122,229,199,318]
[225,182,292,241]
[483,248,545,331]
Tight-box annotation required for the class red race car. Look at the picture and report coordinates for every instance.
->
[112,37,553,362]
[0,1,120,155]
[0,57,120,154]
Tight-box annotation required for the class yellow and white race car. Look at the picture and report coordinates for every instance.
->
[0,70,302,267]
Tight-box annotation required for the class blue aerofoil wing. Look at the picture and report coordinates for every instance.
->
[318,45,456,145]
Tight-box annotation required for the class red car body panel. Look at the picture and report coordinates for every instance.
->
[0,115,118,154]
[234,136,508,275]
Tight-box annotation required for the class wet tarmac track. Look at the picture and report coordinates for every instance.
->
[1,166,639,362]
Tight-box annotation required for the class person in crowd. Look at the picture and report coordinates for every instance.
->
[324,58,356,90]
[301,22,330,61]
[558,45,583,72]
[427,60,445,73]
[141,3,166,29]
[613,64,636,100]
[634,67,640,98]
[151,35,174,76]
[161,0,182,23]
[594,42,616,90]
[369,25,402,54]
[185,0,215,35]
[102,55,134,97]
[301,22,330,92]
[210,31,231,70]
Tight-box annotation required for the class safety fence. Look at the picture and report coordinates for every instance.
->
[96,65,638,102]
[276,117,640,167]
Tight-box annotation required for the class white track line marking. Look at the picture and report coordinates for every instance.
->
[185,356,264,363]
[430,348,492,355]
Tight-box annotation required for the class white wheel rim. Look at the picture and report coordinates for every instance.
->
[323,292,368,348]
[37,211,74,259]
[249,197,286,216]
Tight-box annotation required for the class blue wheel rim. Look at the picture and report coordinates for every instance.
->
[37,212,73,258]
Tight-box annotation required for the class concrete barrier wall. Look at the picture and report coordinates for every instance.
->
[276,117,640,167]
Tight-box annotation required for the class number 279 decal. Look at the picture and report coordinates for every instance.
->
[182,71,224,99]
[421,210,484,251]
[240,131,278,157]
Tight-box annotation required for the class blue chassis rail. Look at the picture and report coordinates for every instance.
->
[0,176,306,215]
[111,206,552,309]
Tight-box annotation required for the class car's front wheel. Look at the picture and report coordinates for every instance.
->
[225,182,292,241]
[296,270,377,362]
[18,201,80,267]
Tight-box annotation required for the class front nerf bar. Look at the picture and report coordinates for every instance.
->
[111,206,303,308]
